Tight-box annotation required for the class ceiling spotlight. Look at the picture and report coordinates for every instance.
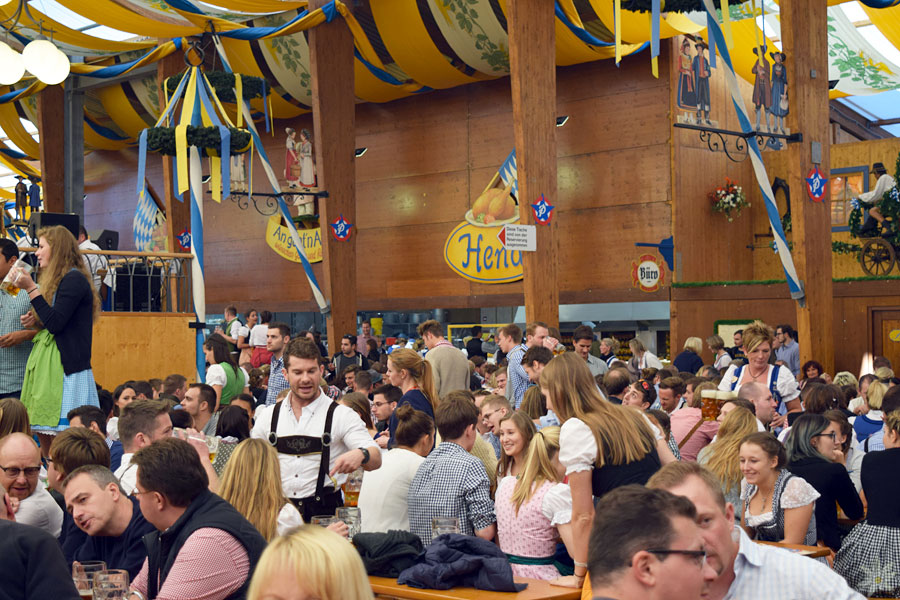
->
[556,115,569,127]
[354,147,368,158]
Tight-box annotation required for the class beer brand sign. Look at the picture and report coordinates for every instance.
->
[632,254,665,292]
[444,221,524,284]
[265,215,323,264]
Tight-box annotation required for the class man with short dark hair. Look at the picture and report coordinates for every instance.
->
[647,462,863,600]
[408,393,495,545]
[129,438,267,600]
[373,384,401,448]
[265,322,291,405]
[728,330,746,362]
[331,334,370,380]
[499,322,547,409]
[0,481,81,600]
[0,238,36,399]
[0,433,62,536]
[419,319,469,399]
[586,484,716,600]
[68,404,123,470]
[353,370,374,397]
[114,400,173,495]
[603,368,632,404]
[658,377,687,414]
[252,338,381,520]
[162,374,189,402]
[218,305,242,356]
[129,380,154,400]
[572,325,609,378]
[479,394,510,458]
[521,345,553,384]
[466,325,486,359]
[181,383,219,436]
[774,324,801,376]
[357,320,375,354]
[63,465,155,578]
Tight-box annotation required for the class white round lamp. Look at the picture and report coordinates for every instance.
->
[23,39,70,85]
[0,42,25,85]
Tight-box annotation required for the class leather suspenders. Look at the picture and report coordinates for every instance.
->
[268,399,340,498]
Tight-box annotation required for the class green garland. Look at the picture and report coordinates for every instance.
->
[622,0,747,12]
[832,241,861,255]
[673,275,900,288]
[781,213,791,233]
[146,126,252,156]
[165,71,266,103]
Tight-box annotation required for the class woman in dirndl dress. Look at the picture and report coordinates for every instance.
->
[13,226,100,450]
[835,411,900,597]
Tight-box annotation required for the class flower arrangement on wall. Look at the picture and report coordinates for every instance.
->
[709,178,749,222]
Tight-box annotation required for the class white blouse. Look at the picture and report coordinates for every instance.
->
[718,363,800,405]
[276,502,305,537]
[740,476,820,527]
[559,416,663,476]
[542,483,573,526]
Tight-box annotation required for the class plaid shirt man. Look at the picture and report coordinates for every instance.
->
[0,289,33,396]
[407,442,495,545]
[265,355,290,405]
[504,342,529,410]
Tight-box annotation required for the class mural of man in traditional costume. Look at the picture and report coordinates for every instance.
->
[14,175,27,221]
[692,39,712,125]
[751,45,771,131]
[769,51,789,134]
[677,38,696,112]
[293,128,316,216]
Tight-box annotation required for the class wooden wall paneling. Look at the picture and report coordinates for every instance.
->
[782,0,834,373]
[309,0,358,353]
[508,0,559,328]
[92,313,196,389]
[37,85,65,214]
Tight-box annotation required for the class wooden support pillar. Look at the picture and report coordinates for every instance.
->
[508,0,559,329]
[308,0,357,355]
[158,43,190,254]
[37,85,65,214]
[781,0,834,373]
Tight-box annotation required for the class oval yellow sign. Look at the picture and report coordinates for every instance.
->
[889,329,900,343]
[266,215,322,264]
[444,222,523,284]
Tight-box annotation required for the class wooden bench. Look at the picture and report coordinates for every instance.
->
[755,541,832,558]
[369,576,581,600]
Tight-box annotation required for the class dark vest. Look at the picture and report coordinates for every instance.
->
[142,490,267,600]
[591,450,661,500]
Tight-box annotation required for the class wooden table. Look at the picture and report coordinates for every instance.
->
[756,541,832,558]
[370,576,581,600]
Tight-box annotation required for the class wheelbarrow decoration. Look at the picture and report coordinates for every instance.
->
[846,152,900,277]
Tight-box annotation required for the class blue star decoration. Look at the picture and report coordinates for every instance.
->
[176,229,191,252]
[805,166,827,202]
[531,195,554,224]
[330,214,353,241]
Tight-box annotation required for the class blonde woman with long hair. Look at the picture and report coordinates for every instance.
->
[495,426,579,583]
[697,406,759,512]
[12,226,101,444]
[496,411,536,478]
[247,525,374,600]
[219,439,347,541]
[539,353,675,589]
[386,348,437,448]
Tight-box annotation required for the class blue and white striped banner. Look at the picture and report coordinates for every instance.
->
[133,187,162,252]
[498,150,518,200]
[700,0,805,303]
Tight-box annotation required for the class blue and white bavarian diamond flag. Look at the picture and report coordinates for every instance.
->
[133,186,163,252]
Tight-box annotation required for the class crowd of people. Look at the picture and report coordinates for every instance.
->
[0,226,897,599]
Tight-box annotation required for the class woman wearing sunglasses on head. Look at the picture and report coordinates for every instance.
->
[784,413,864,552]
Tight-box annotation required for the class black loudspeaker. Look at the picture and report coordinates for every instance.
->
[113,264,162,312]
[90,229,119,251]
[28,212,80,242]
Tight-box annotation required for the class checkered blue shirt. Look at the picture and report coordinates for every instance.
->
[726,527,864,599]
[505,343,529,409]
[0,290,33,395]
[265,355,289,405]
[407,442,495,545]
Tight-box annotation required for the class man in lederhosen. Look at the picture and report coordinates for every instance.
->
[251,338,381,522]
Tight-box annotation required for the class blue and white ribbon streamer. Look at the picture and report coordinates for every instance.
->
[700,0,804,303]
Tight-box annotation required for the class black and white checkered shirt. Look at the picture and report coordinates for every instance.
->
[408,442,495,545]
